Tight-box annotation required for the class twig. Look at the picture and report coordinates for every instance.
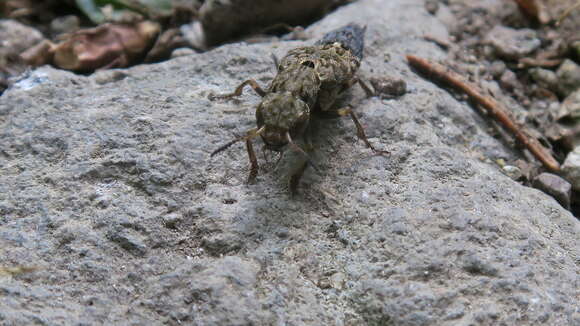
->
[518,57,562,68]
[406,55,560,172]
[556,1,580,26]
[423,35,451,50]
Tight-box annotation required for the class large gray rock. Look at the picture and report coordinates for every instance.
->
[0,0,578,325]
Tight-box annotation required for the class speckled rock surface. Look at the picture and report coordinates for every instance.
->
[0,0,578,325]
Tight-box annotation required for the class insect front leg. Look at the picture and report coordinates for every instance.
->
[209,79,267,101]
[245,137,259,184]
[289,161,309,196]
[288,125,315,196]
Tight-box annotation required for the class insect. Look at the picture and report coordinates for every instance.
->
[210,23,387,194]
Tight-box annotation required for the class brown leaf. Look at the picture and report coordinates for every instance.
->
[52,21,160,72]
[20,40,55,67]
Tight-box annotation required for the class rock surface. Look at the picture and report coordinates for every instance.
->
[0,0,578,325]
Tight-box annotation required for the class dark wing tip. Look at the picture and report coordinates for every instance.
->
[316,23,366,60]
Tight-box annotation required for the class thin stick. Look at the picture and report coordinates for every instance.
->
[556,1,580,26]
[406,55,560,172]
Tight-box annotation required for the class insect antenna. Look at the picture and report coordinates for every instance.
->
[211,127,265,157]
[285,131,320,172]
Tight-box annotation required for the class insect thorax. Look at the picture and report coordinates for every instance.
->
[257,92,309,131]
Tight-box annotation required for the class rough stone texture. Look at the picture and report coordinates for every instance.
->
[533,173,572,209]
[0,0,578,325]
[484,25,540,60]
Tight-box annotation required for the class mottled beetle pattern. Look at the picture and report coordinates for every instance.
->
[210,24,386,194]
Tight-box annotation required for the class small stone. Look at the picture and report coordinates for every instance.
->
[499,70,520,92]
[317,278,331,289]
[571,41,580,60]
[533,173,571,209]
[108,231,148,257]
[489,61,506,79]
[93,70,128,85]
[556,89,580,122]
[561,146,580,191]
[0,20,44,55]
[502,165,523,181]
[485,26,540,60]
[370,76,406,98]
[201,233,243,256]
[171,47,196,58]
[556,59,580,97]
[529,68,558,92]
[275,227,289,238]
[180,21,205,49]
[329,272,346,290]
[50,15,80,35]
[162,213,182,229]
[424,0,439,14]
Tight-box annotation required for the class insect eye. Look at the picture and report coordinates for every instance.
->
[301,60,315,68]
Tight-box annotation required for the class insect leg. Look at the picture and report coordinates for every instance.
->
[347,77,375,97]
[286,131,318,196]
[271,53,280,71]
[209,79,266,100]
[211,127,265,184]
[337,107,389,155]
[289,161,308,196]
[246,137,259,183]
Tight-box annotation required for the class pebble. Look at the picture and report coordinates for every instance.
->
[561,146,580,191]
[556,59,580,97]
[571,41,580,60]
[424,0,439,14]
[0,19,44,55]
[370,76,407,98]
[499,70,520,92]
[489,61,506,79]
[532,173,572,209]
[502,165,523,181]
[171,47,197,58]
[556,89,580,122]
[485,26,540,60]
[162,213,182,229]
[50,15,80,36]
[108,231,148,257]
[529,68,558,93]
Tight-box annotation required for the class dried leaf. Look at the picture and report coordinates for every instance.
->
[20,40,55,67]
[51,21,160,71]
